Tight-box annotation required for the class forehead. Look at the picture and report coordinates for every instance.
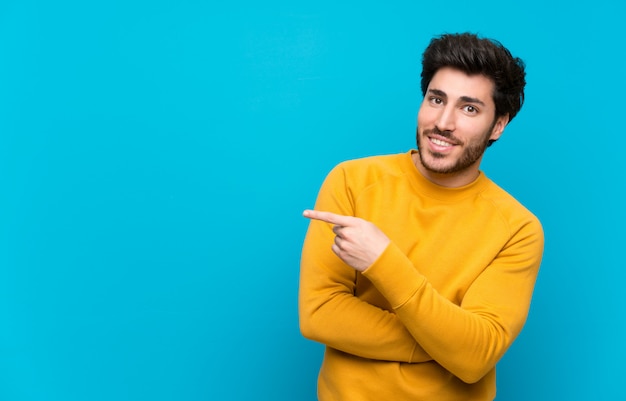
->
[428,67,495,106]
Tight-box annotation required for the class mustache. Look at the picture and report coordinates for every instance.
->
[423,127,462,144]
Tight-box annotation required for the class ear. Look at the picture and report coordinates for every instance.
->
[489,114,510,142]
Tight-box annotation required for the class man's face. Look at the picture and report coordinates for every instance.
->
[416,67,508,181]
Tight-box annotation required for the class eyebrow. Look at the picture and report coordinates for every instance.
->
[428,89,486,106]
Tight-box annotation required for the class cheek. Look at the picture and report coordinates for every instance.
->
[416,106,431,127]
[462,124,494,146]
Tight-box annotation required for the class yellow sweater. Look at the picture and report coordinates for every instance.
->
[299,151,544,401]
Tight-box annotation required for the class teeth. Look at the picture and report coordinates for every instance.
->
[431,138,452,147]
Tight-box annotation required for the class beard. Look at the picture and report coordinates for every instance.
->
[415,122,496,175]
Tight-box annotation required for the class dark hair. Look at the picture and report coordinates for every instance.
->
[421,32,526,123]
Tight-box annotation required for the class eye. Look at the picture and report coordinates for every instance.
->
[463,105,478,114]
[429,96,443,105]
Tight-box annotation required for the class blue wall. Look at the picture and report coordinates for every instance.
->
[1,1,624,400]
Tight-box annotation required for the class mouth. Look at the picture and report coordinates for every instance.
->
[429,137,454,147]
[426,134,457,152]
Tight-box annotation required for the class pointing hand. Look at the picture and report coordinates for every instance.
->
[303,210,390,272]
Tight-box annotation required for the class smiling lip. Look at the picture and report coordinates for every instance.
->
[427,134,457,152]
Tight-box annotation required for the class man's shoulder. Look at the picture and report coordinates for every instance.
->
[322,152,411,192]
[480,177,543,228]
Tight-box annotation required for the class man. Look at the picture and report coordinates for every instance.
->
[298,32,544,401]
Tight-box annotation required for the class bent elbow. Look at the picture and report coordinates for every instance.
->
[299,314,314,340]
[298,307,321,341]
[299,303,334,345]
[456,367,492,384]
[451,355,499,384]
[453,326,514,383]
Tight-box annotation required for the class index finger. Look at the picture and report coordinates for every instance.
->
[303,209,354,226]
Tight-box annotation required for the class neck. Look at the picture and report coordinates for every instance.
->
[411,151,482,188]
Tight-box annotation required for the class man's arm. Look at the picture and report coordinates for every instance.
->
[305,208,544,383]
[298,166,431,363]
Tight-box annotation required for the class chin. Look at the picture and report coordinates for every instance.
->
[420,153,452,173]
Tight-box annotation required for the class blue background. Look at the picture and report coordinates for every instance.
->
[1,1,624,400]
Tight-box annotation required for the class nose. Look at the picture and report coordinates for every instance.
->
[435,105,455,132]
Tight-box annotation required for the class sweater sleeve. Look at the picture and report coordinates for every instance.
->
[362,217,544,383]
[298,165,431,363]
